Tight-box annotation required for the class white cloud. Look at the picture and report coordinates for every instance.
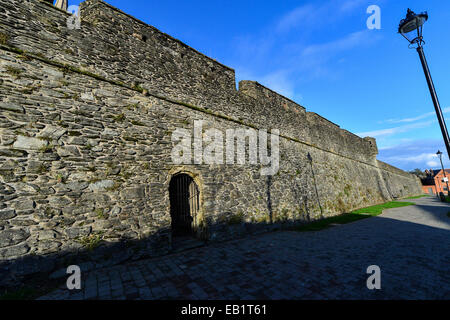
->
[383,153,441,169]
[232,0,380,105]
[339,0,367,13]
[276,4,315,33]
[235,68,299,101]
[357,120,434,138]
[302,31,369,57]
[276,0,368,34]
[384,107,450,124]
[377,139,450,171]
[378,138,415,150]
[260,70,295,99]
[427,160,439,167]
[386,153,438,163]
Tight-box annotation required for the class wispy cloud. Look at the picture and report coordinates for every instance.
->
[391,152,441,168]
[276,4,315,34]
[302,30,370,57]
[276,0,368,34]
[385,153,439,165]
[235,68,298,100]
[377,139,450,171]
[357,120,434,138]
[261,70,296,100]
[340,0,368,13]
[231,0,378,101]
[384,107,450,124]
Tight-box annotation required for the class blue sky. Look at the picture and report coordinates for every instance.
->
[70,0,450,171]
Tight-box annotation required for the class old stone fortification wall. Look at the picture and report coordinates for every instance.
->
[0,0,422,283]
[0,0,378,163]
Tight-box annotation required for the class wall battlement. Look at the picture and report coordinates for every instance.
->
[0,0,422,284]
[80,0,235,72]
[1,0,377,162]
[238,80,306,114]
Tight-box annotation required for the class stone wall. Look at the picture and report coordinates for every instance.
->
[0,0,422,284]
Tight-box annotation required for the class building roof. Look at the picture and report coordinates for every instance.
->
[430,169,450,176]
[421,169,450,186]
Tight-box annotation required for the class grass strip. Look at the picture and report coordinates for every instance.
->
[404,195,428,199]
[296,201,415,232]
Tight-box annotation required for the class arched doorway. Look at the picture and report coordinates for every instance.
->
[169,174,200,237]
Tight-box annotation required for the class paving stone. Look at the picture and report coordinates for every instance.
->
[37,198,450,300]
[138,286,153,299]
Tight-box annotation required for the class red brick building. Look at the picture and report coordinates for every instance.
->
[422,169,450,195]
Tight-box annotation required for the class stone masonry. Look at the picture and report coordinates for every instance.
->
[0,0,422,285]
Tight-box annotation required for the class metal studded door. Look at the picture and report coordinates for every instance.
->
[169,174,199,237]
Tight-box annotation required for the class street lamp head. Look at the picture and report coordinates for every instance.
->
[398,9,428,46]
[437,150,443,156]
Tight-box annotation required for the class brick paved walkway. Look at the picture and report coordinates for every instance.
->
[38,197,450,300]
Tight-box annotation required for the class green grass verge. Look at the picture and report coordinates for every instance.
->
[295,201,415,232]
[0,287,38,300]
[351,201,416,215]
[404,195,428,199]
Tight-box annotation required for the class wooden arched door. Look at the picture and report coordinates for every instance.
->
[169,174,199,237]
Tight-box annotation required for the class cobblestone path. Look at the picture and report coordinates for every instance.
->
[39,197,450,300]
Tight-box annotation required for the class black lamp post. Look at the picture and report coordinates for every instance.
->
[398,9,450,159]
[436,150,449,196]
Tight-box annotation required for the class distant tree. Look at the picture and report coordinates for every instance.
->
[409,168,426,179]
